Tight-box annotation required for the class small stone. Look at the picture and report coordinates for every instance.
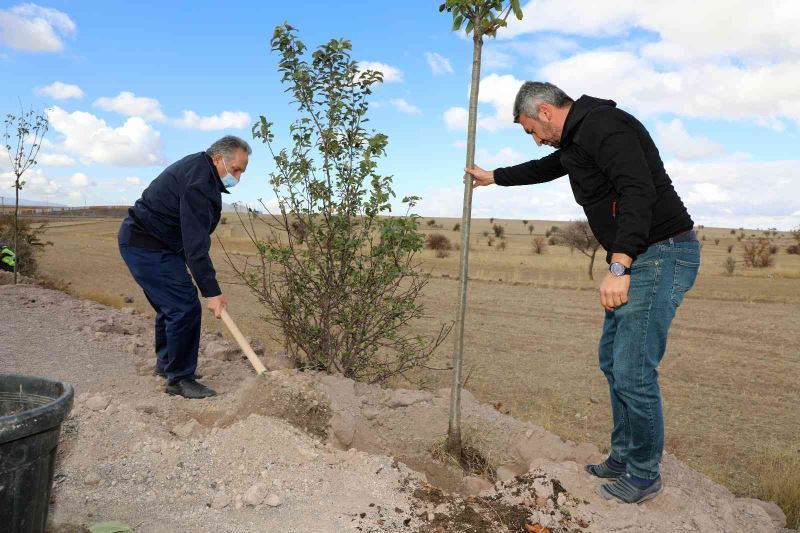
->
[264,494,282,507]
[590,397,600,404]
[211,492,231,509]
[171,419,201,439]
[86,395,110,411]
[362,407,381,420]
[427,512,435,521]
[433,503,448,515]
[459,475,493,496]
[84,472,101,485]
[234,494,243,510]
[243,482,268,506]
[121,307,136,315]
[532,477,554,500]
[386,389,434,408]
[205,340,239,361]
[124,296,134,303]
[557,493,567,506]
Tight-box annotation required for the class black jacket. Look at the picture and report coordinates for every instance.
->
[119,152,228,297]
[494,95,693,261]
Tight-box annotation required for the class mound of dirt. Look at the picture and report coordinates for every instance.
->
[0,284,792,533]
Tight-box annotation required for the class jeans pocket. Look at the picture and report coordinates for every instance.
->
[671,259,699,306]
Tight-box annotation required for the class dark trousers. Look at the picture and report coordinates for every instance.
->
[118,241,201,385]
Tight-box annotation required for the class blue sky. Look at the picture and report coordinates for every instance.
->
[1,1,799,229]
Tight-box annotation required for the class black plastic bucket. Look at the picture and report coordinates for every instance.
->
[0,374,74,533]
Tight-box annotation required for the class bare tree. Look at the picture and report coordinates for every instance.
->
[3,108,49,284]
[440,0,523,456]
[557,220,601,280]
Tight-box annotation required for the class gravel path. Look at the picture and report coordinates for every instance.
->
[1,285,424,533]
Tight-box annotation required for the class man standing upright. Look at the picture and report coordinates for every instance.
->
[118,135,250,399]
[465,82,700,503]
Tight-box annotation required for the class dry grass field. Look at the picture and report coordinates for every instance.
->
[33,215,800,526]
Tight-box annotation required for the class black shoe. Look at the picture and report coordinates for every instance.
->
[165,379,216,399]
[154,367,166,378]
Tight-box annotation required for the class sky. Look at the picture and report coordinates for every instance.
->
[1,0,799,230]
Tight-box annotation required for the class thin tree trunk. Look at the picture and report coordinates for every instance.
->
[588,249,596,281]
[13,176,19,285]
[447,32,483,455]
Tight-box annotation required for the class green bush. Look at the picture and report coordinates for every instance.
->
[0,215,51,277]
[233,24,450,384]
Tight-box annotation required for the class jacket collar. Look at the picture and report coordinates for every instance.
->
[203,152,230,194]
[560,95,617,147]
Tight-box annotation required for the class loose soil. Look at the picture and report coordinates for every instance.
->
[1,283,793,532]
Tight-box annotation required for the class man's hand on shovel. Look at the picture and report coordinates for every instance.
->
[207,294,228,319]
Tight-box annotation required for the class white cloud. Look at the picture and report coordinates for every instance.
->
[35,81,83,100]
[37,152,76,166]
[125,176,141,185]
[666,157,800,229]
[173,110,250,131]
[388,98,422,115]
[0,168,60,196]
[69,172,91,187]
[482,48,515,70]
[47,106,164,166]
[0,3,76,52]
[403,154,800,231]
[505,1,800,63]
[358,61,403,83]
[443,74,525,132]
[93,91,166,122]
[477,147,528,168]
[655,119,725,161]
[539,51,800,127]
[412,180,582,221]
[425,52,454,75]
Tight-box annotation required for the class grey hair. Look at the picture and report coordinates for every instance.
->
[513,82,573,122]
[206,135,252,159]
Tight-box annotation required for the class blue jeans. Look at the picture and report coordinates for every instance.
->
[118,242,202,385]
[599,236,700,479]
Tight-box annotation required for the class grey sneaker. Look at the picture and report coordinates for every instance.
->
[585,457,626,479]
[599,474,662,504]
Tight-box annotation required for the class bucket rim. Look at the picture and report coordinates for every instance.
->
[0,373,74,444]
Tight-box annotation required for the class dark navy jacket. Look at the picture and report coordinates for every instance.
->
[494,95,693,262]
[119,152,228,297]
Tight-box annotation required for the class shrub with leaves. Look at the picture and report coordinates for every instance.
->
[788,226,800,255]
[0,215,50,277]
[453,223,460,232]
[532,236,547,255]
[742,238,776,268]
[230,24,450,383]
[723,256,736,275]
[492,223,505,238]
[427,233,453,258]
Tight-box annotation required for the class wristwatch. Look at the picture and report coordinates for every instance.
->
[609,262,631,277]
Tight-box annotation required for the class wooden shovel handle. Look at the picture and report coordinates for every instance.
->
[220,309,267,375]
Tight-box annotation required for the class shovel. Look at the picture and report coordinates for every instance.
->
[220,309,267,375]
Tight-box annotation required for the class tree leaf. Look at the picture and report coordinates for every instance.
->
[89,521,132,533]
[511,0,524,19]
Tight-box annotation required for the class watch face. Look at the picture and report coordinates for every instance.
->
[610,262,626,276]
